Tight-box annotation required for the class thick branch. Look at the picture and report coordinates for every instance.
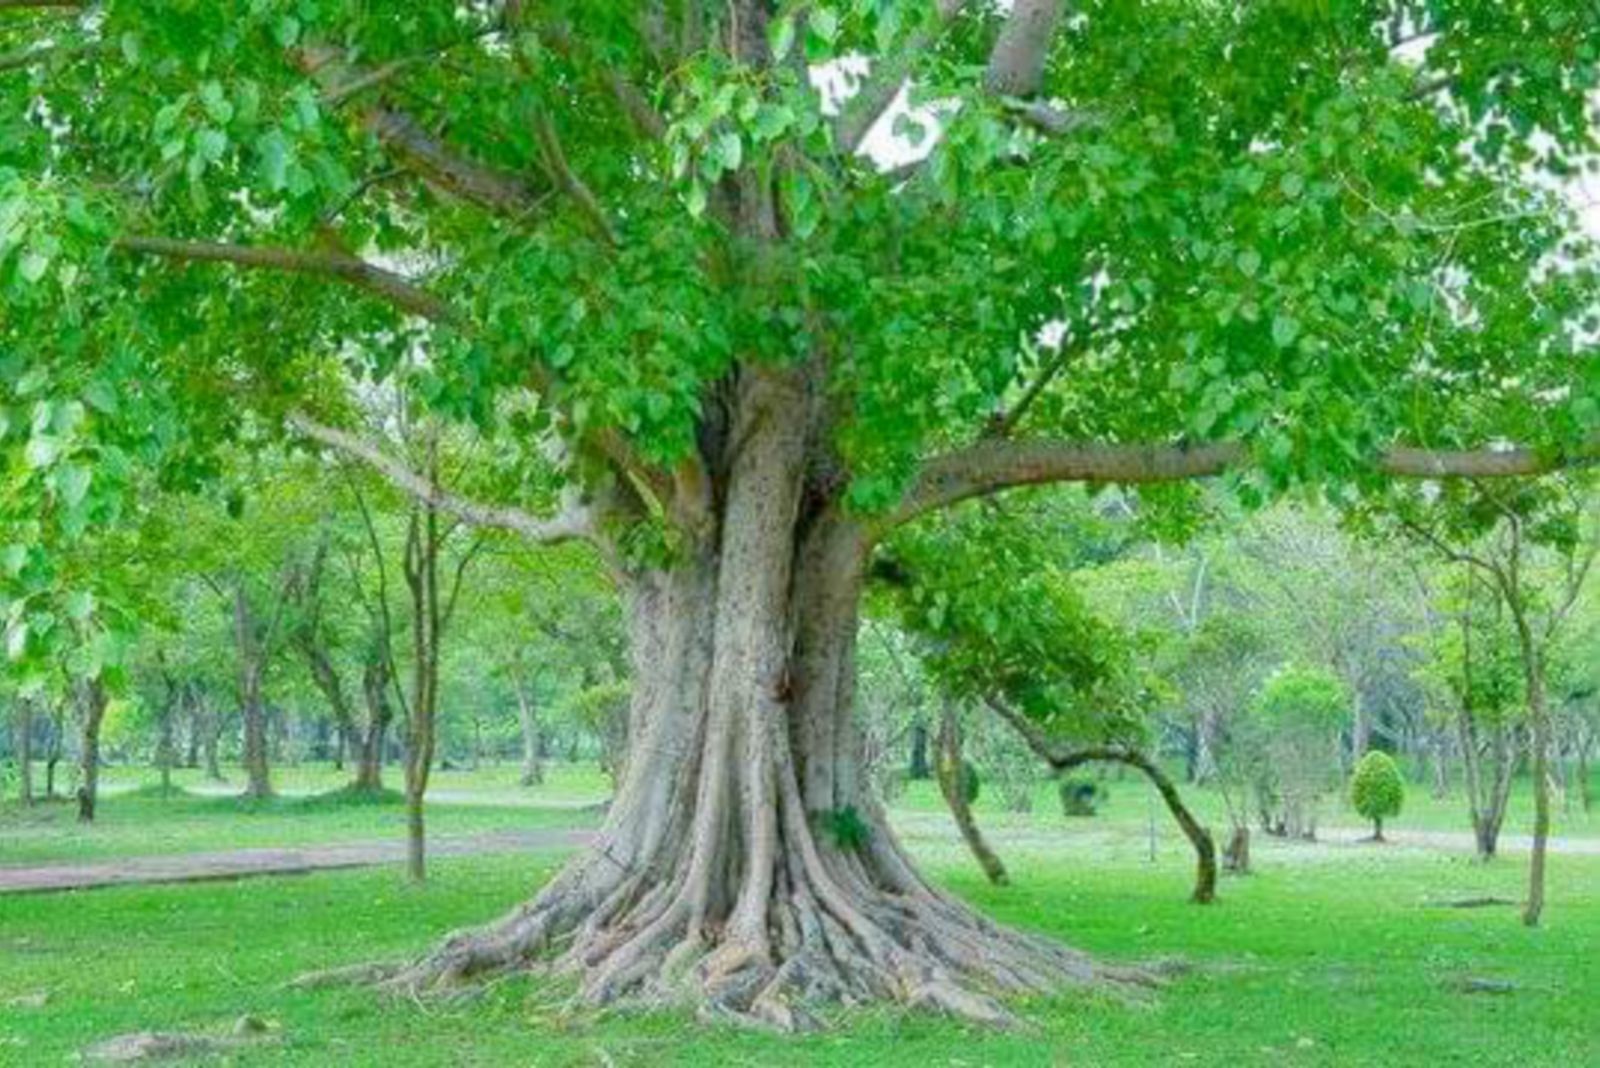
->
[113,235,457,323]
[289,414,591,546]
[896,437,1600,528]
[293,43,549,217]
[984,0,1065,98]
[984,696,1216,904]
[835,0,969,156]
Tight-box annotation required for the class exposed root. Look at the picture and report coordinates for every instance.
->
[329,839,1148,1032]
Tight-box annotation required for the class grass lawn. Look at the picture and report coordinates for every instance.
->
[1,769,1596,1066]
[0,764,608,866]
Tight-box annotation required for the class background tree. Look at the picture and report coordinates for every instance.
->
[1350,750,1405,841]
[5,0,1598,1025]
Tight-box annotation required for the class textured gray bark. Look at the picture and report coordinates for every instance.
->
[363,370,1125,1029]
[76,678,107,823]
[14,699,33,806]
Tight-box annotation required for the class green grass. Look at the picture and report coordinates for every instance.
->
[891,763,1600,841]
[1,783,1597,1066]
[0,775,601,866]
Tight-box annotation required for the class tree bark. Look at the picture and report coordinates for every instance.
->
[14,699,33,806]
[935,703,1009,886]
[985,697,1216,904]
[76,678,107,823]
[235,583,274,800]
[354,652,393,792]
[513,668,544,787]
[908,720,931,781]
[363,371,1120,1029]
[1518,624,1552,927]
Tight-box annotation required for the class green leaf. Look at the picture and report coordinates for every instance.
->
[58,462,91,508]
[768,16,796,62]
[257,129,291,191]
[19,249,50,284]
[1236,248,1262,278]
[1,544,26,577]
[811,8,840,44]
[64,589,95,622]
[1272,313,1300,349]
[24,435,60,469]
[715,132,743,173]
[83,380,118,415]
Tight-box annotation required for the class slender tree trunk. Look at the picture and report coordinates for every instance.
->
[514,669,543,787]
[1373,816,1385,842]
[234,584,274,800]
[1522,647,1552,927]
[935,703,1008,886]
[14,700,33,806]
[907,719,930,781]
[185,704,201,768]
[76,678,107,823]
[45,709,60,798]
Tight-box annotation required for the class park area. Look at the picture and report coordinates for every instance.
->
[5,1,1600,1066]
[2,762,1596,1065]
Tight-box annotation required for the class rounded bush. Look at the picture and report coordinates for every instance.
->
[1350,750,1405,838]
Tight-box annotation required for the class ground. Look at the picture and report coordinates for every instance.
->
[1,763,1596,1066]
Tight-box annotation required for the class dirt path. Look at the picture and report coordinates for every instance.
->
[0,828,594,895]
[1315,826,1600,855]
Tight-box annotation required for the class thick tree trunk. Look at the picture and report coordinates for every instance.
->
[14,700,33,806]
[935,703,1009,886]
[365,372,1119,1027]
[76,679,107,823]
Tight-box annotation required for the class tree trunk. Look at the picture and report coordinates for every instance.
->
[1223,825,1250,874]
[935,703,1009,886]
[355,653,393,792]
[514,669,544,787]
[14,700,34,806]
[235,584,274,800]
[76,678,108,823]
[375,371,1113,1028]
[1522,654,1552,927]
[1372,816,1384,842]
[907,719,930,780]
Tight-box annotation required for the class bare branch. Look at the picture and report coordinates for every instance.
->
[290,413,592,546]
[113,234,457,323]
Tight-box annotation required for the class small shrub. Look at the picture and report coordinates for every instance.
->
[1350,750,1404,841]
[1058,776,1104,817]
[819,805,871,852]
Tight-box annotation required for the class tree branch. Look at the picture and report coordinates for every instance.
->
[113,235,457,323]
[984,0,1065,98]
[0,39,102,74]
[292,43,549,218]
[835,0,969,156]
[290,413,592,546]
[533,108,619,246]
[895,436,1600,529]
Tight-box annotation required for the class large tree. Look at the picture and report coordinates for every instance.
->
[4,0,1598,1027]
